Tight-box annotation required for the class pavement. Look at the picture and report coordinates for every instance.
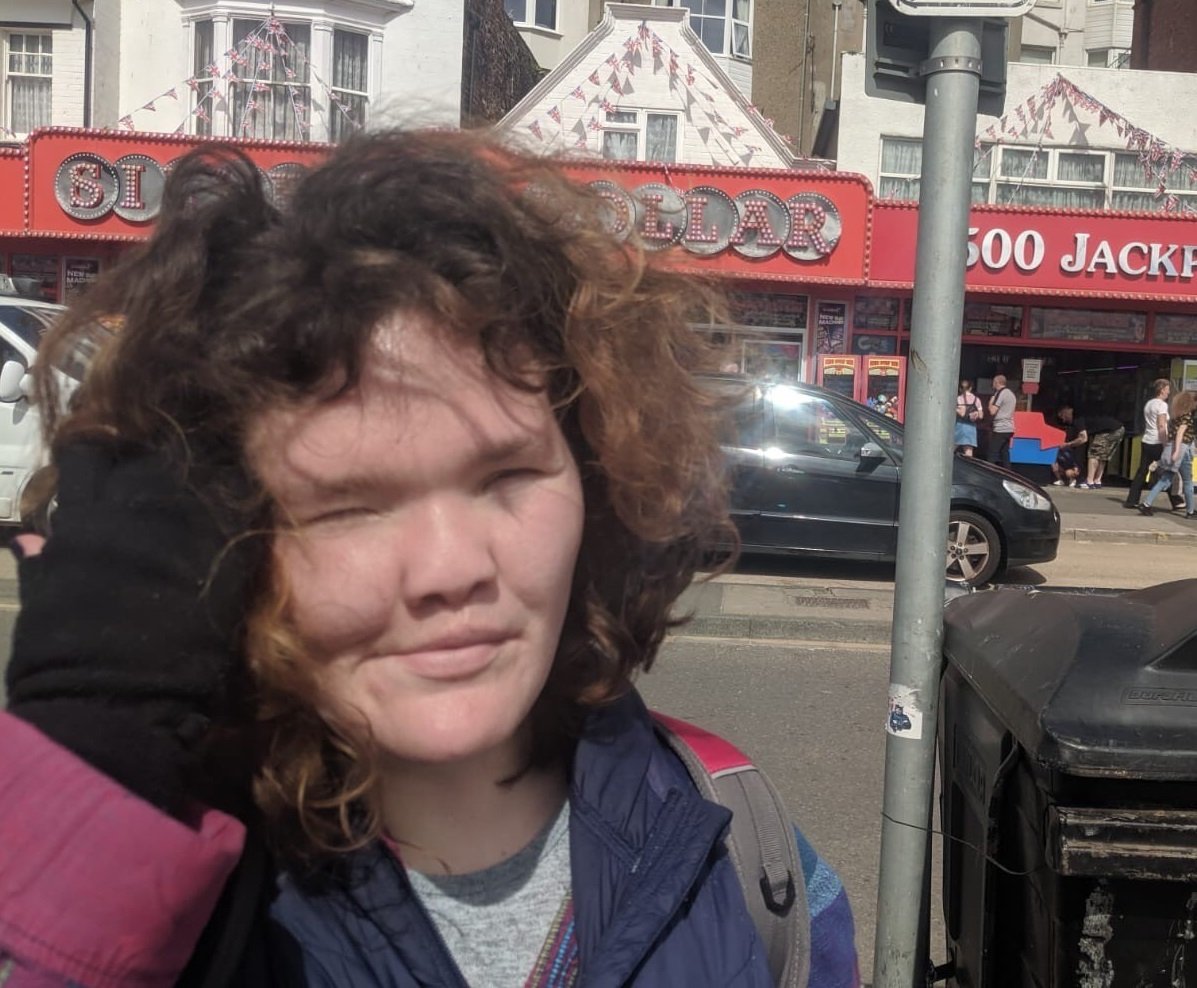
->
[673,482,1197,645]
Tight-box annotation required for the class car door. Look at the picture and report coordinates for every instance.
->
[0,311,41,522]
[750,387,900,557]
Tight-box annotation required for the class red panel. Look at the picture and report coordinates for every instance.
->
[25,128,329,241]
[873,200,1197,304]
[562,160,872,286]
[0,147,26,234]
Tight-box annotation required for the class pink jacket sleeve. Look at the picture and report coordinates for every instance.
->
[0,712,246,988]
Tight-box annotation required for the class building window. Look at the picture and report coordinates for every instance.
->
[193,20,214,137]
[5,33,52,136]
[731,0,751,57]
[1018,45,1057,64]
[1087,48,1109,67]
[994,147,1106,208]
[330,29,368,142]
[1112,152,1197,212]
[877,137,990,203]
[231,19,311,141]
[601,110,679,162]
[505,0,557,30]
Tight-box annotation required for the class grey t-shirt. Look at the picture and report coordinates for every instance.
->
[407,802,572,987]
[991,387,1016,433]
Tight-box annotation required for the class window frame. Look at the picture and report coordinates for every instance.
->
[657,0,752,59]
[505,0,558,32]
[3,31,53,138]
[330,27,369,143]
[877,136,990,203]
[600,108,682,163]
[1017,44,1057,64]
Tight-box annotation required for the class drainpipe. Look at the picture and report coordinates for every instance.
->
[830,0,843,99]
[71,0,93,127]
[797,0,814,150]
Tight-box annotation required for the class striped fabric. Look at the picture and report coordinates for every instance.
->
[524,894,579,988]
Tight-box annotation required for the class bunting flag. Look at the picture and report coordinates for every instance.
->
[119,115,135,130]
[529,120,543,140]
[547,105,562,124]
[588,71,601,85]
[571,86,586,101]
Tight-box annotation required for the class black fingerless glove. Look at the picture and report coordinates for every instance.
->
[5,441,265,819]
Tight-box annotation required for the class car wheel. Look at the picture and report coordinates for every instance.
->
[946,510,1001,586]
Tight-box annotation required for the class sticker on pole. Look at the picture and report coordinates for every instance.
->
[886,0,1035,16]
[886,684,925,739]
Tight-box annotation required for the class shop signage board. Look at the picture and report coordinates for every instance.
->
[872,201,1197,304]
[25,129,328,240]
[563,161,872,285]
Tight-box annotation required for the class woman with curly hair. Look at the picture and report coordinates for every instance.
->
[0,129,857,987]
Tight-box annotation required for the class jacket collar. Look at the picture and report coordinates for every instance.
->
[567,692,733,988]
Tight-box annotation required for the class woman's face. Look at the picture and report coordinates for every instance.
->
[248,313,585,769]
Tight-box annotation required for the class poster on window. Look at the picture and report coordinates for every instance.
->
[815,301,847,354]
[63,258,101,303]
[852,334,898,355]
[9,254,60,302]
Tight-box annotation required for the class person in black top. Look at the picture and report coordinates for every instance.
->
[1057,405,1125,490]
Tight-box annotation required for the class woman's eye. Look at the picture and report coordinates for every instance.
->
[485,468,540,490]
[300,505,374,527]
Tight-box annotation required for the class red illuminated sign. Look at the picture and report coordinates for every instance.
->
[873,201,1197,303]
[563,161,872,285]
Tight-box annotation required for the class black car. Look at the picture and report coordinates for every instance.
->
[714,378,1060,586]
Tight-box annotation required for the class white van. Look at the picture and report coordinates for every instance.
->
[0,278,83,524]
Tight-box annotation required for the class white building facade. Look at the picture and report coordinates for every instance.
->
[1,0,464,143]
[837,52,1197,214]
[1016,0,1135,69]
[505,0,753,99]
[498,3,794,169]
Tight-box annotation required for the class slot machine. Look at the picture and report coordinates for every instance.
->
[862,355,906,423]
[816,355,860,401]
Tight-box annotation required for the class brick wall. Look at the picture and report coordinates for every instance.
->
[1132,0,1197,72]
[462,0,542,126]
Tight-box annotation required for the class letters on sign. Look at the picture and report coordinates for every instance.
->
[54,153,310,222]
[590,181,842,261]
[967,225,1197,281]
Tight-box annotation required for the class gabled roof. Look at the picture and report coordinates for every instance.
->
[496,3,801,169]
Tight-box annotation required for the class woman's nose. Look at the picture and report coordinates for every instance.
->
[396,498,498,609]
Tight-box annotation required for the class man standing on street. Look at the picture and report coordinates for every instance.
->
[1125,378,1171,509]
[987,374,1016,469]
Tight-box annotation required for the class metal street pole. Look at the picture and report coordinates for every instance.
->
[872,18,983,988]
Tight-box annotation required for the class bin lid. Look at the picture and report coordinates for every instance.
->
[943,580,1197,780]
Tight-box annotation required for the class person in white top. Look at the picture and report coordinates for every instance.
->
[1125,378,1172,509]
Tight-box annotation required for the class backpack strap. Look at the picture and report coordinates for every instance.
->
[652,712,810,988]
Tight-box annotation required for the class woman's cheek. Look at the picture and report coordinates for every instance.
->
[276,533,393,655]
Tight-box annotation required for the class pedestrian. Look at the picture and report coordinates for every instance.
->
[986,374,1017,468]
[1125,378,1172,509]
[1138,389,1197,518]
[0,131,859,987]
[954,378,983,457]
[1076,412,1126,490]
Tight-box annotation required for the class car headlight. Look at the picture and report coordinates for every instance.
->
[1002,479,1052,511]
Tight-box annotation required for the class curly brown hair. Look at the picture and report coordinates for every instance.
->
[32,128,739,865]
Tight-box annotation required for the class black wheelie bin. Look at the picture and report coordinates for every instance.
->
[939,579,1197,988]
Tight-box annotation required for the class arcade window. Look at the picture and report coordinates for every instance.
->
[4,33,52,137]
[601,110,680,163]
[505,0,558,31]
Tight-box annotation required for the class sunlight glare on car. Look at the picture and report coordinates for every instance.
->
[765,384,810,411]
[763,446,786,460]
